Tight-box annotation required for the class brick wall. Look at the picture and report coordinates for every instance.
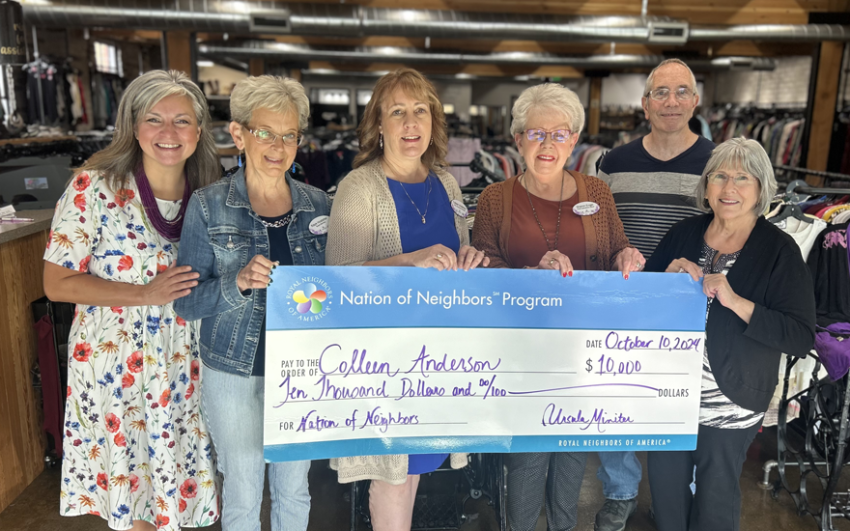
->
[711,56,812,108]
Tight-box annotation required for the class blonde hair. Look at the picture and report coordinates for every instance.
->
[79,70,218,193]
[510,83,585,136]
[230,75,310,130]
[354,68,448,170]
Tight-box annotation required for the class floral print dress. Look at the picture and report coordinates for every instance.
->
[44,170,219,530]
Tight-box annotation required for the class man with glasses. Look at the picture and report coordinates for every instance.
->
[594,58,715,531]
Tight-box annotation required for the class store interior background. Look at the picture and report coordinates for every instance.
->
[3,0,850,530]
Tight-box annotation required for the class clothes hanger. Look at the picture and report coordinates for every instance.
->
[768,202,814,224]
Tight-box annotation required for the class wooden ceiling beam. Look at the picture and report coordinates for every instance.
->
[90,29,161,43]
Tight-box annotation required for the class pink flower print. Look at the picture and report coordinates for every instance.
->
[823,230,847,250]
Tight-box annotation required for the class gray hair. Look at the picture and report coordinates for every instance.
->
[79,70,218,193]
[644,58,697,97]
[510,83,585,136]
[695,137,777,215]
[230,75,310,130]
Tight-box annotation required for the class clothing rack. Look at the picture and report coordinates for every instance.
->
[777,166,850,186]
[0,136,111,164]
[763,199,850,529]
[449,152,501,188]
[792,185,850,196]
[768,354,850,531]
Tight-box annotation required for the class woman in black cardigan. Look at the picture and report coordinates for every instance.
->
[645,137,816,531]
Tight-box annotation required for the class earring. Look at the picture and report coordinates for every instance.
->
[430,137,434,146]
[379,134,383,150]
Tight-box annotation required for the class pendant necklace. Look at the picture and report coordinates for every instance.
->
[523,172,564,252]
[398,174,432,224]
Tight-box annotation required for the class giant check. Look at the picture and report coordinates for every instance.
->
[263,267,705,462]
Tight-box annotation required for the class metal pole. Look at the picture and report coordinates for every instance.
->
[31,25,45,124]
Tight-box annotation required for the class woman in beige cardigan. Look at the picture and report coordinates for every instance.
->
[326,68,488,530]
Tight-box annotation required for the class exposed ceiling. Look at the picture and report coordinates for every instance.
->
[22,0,850,77]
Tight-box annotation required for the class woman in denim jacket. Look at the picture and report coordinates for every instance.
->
[175,76,329,531]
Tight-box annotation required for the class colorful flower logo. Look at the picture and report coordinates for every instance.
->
[293,283,327,314]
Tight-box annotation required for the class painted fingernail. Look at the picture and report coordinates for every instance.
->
[568,271,573,277]
[269,278,274,284]
[563,272,567,277]
[625,274,630,280]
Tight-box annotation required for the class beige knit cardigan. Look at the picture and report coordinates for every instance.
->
[326,158,470,265]
[326,157,470,484]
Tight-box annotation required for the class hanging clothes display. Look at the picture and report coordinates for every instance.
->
[446,137,482,187]
[707,106,806,170]
[21,58,88,128]
[762,187,847,426]
[292,132,358,190]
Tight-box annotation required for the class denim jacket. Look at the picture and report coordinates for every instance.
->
[174,167,330,376]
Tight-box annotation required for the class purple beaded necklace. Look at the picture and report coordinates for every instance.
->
[133,165,191,242]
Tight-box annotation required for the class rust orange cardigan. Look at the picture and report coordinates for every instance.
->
[471,170,633,270]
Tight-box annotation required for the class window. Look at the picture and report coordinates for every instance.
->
[94,41,123,77]
[357,90,373,106]
[311,88,350,105]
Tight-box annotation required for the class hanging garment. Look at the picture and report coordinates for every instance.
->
[816,323,850,381]
[76,76,88,124]
[493,153,513,179]
[807,222,850,327]
[446,138,482,187]
[775,216,828,260]
[34,314,64,457]
[67,73,83,122]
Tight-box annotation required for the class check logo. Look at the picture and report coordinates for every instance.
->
[293,283,327,314]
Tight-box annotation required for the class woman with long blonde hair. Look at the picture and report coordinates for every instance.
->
[43,70,220,531]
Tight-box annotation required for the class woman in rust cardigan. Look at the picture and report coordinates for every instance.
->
[471,83,644,531]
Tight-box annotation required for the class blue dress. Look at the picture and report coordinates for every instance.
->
[387,172,459,474]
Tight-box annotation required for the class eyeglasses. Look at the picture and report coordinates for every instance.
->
[708,172,758,187]
[646,87,696,102]
[524,129,572,143]
[247,127,303,147]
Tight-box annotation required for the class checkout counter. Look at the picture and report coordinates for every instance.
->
[0,210,54,512]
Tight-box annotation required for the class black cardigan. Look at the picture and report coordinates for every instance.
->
[645,214,816,412]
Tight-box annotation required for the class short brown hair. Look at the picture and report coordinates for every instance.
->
[353,68,448,170]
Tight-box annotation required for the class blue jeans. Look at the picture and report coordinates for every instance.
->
[597,451,641,500]
[202,365,311,531]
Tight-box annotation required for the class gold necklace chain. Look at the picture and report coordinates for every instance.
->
[398,175,432,224]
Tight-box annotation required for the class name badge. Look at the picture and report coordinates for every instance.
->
[573,202,600,216]
[451,199,469,218]
[309,215,329,235]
